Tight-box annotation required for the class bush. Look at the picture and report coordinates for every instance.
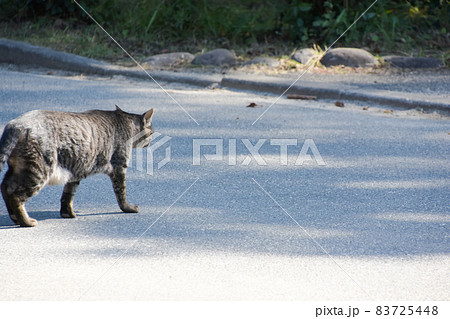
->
[1,0,448,52]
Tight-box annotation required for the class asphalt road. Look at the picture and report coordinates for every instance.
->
[0,67,449,300]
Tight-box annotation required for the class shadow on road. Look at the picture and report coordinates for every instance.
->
[0,69,448,259]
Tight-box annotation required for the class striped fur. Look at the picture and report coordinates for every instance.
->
[0,106,154,227]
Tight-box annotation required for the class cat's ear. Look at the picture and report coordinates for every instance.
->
[143,108,154,126]
[115,105,124,112]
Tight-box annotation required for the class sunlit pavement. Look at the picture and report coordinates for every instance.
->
[0,67,449,300]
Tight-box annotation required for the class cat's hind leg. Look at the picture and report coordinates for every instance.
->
[109,167,139,213]
[1,171,20,224]
[60,181,80,218]
[1,169,42,227]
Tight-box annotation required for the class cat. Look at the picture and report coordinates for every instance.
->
[0,105,154,227]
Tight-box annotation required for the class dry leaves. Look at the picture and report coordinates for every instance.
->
[287,94,317,100]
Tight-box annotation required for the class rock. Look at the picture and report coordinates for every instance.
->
[192,49,237,67]
[381,56,443,68]
[141,52,194,68]
[243,57,280,67]
[291,48,315,64]
[53,18,67,30]
[320,48,378,67]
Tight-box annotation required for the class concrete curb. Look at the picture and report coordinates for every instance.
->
[0,38,109,74]
[101,66,222,88]
[221,76,450,112]
[0,39,221,88]
[1,38,449,112]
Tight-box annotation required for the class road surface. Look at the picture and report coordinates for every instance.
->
[0,67,449,300]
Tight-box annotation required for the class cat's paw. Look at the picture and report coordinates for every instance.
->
[121,204,139,214]
[60,208,77,218]
[19,218,38,227]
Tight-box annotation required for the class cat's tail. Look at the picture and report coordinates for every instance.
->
[0,124,22,173]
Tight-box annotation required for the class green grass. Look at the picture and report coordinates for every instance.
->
[0,1,448,66]
[0,21,121,60]
[0,20,298,65]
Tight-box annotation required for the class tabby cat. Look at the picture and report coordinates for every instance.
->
[0,105,154,227]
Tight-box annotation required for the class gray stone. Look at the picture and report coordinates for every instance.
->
[291,48,315,64]
[381,56,443,68]
[141,52,194,68]
[320,48,379,67]
[192,49,237,67]
[243,57,280,67]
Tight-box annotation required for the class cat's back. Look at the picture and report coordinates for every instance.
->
[5,109,120,176]
[7,109,117,155]
[11,109,113,128]
[10,109,119,140]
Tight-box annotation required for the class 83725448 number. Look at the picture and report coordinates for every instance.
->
[376,306,438,316]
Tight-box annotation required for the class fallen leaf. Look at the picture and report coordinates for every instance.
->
[287,94,317,100]
[384,109,393,114]
[334,101,344,107]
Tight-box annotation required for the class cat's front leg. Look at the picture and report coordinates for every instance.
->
[60,181,80,218]
[109,167,139,213]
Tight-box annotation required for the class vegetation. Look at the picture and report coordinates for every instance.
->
[0,0,448,64]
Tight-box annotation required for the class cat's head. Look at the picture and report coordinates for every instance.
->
[117,105,154,148]
[135,108,154,148]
